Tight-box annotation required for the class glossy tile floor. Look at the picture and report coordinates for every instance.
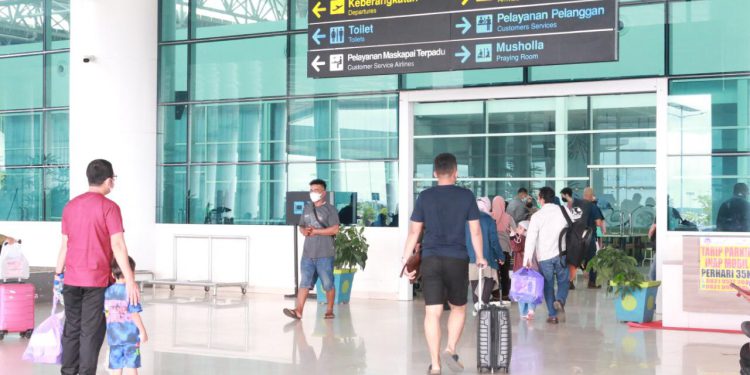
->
[2,282,747,374]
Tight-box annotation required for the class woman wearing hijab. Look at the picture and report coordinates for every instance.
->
[492,196,517,301]
[466,197,504,311]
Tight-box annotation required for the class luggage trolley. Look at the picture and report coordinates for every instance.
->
[144,235,249,296]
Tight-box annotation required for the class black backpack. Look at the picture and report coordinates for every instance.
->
[558,206,594,268]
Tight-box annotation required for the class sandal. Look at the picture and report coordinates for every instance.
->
[427,364,441,374]
[283,308,301,320]
[324,312,335,319]
[441,351,464,372]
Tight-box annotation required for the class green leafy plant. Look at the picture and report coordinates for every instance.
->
[587,246,645,297]
[334,224,369,271]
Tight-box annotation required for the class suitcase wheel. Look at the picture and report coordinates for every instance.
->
[169,285,175,291]
[204,286,210,293]
[0,331,5,341]
[21,329,33,339]
[241,287,247,295]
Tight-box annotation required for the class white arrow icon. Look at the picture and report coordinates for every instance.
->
[311,55,325,72]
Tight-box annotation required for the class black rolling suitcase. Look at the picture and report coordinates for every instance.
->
[476,268,512,373]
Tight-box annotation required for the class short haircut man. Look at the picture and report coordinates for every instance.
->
[507,187,531,223]
[284,178,340,320]
[434,152,457,176]
[56,159,138,375]
[523,186,570,324]
[401,153,487,373]
[87,159,115,186]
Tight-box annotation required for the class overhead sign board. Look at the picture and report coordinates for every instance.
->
[307,0,619,78]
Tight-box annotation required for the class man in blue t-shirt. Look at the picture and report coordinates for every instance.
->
[402,153,488,375]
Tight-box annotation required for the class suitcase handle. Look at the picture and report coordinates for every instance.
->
[477,265,489,308]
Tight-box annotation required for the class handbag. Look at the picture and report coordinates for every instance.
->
[400,244,422,284]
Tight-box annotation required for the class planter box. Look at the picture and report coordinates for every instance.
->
[315,269,356,304]
[612,281,661,323]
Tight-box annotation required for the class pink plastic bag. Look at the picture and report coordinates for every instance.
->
[22,296,64,364]
[509,267,544,305]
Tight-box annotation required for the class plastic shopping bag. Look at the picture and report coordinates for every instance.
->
[0,242,30,281]
[22,296,64,364]
[509,267,544,305]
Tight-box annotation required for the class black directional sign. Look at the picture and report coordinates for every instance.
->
[307,0,619,78]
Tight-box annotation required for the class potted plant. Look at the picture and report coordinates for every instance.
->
[587,246,660,323]
[316,224,369,304]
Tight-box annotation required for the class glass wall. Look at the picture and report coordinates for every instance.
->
[0,0,70,221]
[158,1,398,225]
[668,76,750,232]
[157,0,748,227]
[414,93,657,234]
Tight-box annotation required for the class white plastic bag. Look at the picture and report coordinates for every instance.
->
[0,242,30,281]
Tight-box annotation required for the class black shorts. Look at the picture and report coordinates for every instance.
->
[421,256,469,306]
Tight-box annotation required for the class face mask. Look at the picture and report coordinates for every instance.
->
[310,192,322,202]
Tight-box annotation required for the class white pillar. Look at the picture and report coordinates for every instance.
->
[69,0,158,270]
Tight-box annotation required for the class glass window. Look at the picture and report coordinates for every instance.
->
[161,0,189,41]
[48,0,70,49]
[193,0,287,38]
[193,36,286,100]
[414,137,485,179]
[593,132,656,165]
[290,34,398,95]
[159,44,188,103]
[46,53,70,107]
[669,77,750,155]
[0,168,43,221]
[530,3,665,81]
[0,112,43,166]
[488,98,556,133]
[45,110,68,165]
[414,101,484,136]
[288,161,399,227]
[188,164,286,225]
[0,0,44,55]
[670,0,750,75]
[288,95,398,161]
[402,68,523,90]
[191,101,286,163]
[158,105,188,164]
[291,0,307,30]
[157,166,187,224]
[668,76,750,232]
[0,55,43,110]
[668,155,749,232]
[489,135,558,178]
[591,94,656,130]
[45,167,68,220]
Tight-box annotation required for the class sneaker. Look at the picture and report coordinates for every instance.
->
[527,310,535,320]
[553,300,566,322]
[587,283,601,289]
[569,281,576,290]
[546,317,559,324]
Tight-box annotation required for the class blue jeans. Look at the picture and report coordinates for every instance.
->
[518,302,537,317]
[538,255,570,318]
[300,256,335,291]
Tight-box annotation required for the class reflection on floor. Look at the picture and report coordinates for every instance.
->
[1,286,746,374]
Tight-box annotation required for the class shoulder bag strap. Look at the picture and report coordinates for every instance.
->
[558,205,573,266]
[311,204,328,228]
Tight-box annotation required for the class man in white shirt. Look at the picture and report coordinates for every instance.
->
[524,186,570,324]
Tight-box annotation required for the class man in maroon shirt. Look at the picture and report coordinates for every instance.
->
[55,159,140,375]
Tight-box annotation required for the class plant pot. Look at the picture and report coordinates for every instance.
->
[316,269,356,304]
[611,280,661,323]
